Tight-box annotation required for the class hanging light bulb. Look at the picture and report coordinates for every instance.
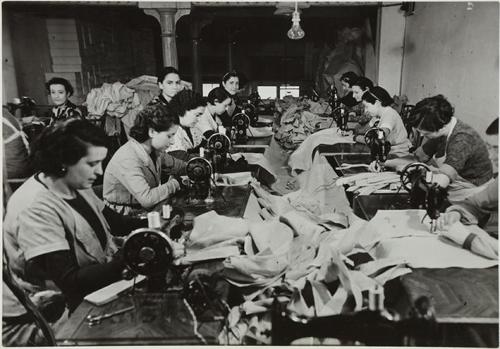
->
[287,2,305,40]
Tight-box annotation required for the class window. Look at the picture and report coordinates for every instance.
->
[279,85,300,98]
[257,86,277,99]
[202,83,219,97]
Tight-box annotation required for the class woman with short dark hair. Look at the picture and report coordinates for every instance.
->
[13,119,145,312]
[338,71,359,108]
[218,71,242,126]
[355,86,411,158]
[149,66,183,107]
[45,77,83,125]
[166,89,207,154]
[409,95,493,191]
[103,103,185,215]
[191,87,232,143]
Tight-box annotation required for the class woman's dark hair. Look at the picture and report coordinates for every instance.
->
[30,119,107,177]
[45,77,74,97]
[352,77,374,91]
[207,87,231,105]
[221,71,239,85]
[409,95,454,132]
[169,89,206,118]
[340,72,359,87]
[129,104,177,143]
[157,66,180,84]
[361,86,394,107]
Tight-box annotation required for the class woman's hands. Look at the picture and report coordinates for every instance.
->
[368,160,383,172]
[436,211,461,231]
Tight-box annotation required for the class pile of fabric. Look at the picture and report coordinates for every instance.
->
[85,82,142,137]
[274,97,331,150]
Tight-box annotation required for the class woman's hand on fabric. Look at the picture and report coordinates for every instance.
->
[436,211,461,231]
[368,160,383,173]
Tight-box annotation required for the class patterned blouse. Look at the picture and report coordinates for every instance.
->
[48,101,84,125]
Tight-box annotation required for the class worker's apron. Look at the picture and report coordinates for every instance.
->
[433,117,488,203]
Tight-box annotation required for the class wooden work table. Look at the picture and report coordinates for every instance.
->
[321,144,499,346]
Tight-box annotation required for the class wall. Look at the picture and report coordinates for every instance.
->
[401,2,499,135]
[2,9,18,102]
[376,4,406,97]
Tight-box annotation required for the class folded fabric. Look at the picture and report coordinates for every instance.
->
[440,222,498,260]
[181,238,242,265]
[248,220,294,255]
[247,126,273,138]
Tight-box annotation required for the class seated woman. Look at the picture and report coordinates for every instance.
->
[103,104,185,215]
[45,77,83,125]
[354,86,412,158]
[338,71,359,108]
[148,66,183,107]
[218,71,242,127]
[350,76,374,135]
[15,120,145,312]
[166,89,207,157]
[398,95,493,201]
[192,86,232,142]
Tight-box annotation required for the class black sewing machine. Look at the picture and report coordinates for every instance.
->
[231,112,250,144]
[271,287,437,346]
[121,226,228,320]
[327,83,340,112]
[206,133,231,173]
[335,106,349,131]
[186,157,214,202]
[400,162,448,232]
[364,127,391,168]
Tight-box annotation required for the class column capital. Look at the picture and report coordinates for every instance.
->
[139,2,191,25]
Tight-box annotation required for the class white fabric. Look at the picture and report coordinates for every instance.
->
[192,107,218,146]
[288,127,353,174]
[167,126,197,152]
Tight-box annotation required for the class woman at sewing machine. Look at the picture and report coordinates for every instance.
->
[45,77,84,125]
[192,86,232,142]
[148,66,183,107]
[348,76,374,135]
[385,95,493,202]
[219,70,242,127]
[103,103,185,215]
[13,120,145,312]
[166,89,207,158]
[338,71,359,108]
[353,86,412,170]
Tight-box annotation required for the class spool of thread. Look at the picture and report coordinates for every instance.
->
[162,204,171,219]
[199,147,204,158]
[147,211,161,228]
[218,126,226,135]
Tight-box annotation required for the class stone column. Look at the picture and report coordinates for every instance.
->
[139,2,191,69]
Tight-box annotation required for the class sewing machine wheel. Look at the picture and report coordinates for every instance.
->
[242,101,258,124]
[186,157,212,181]
[123,228,174,275]
[232,112,250,128]
[400,162,431,191]
[207,133,231,152]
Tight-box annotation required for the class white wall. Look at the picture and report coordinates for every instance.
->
[377,4,406,97]
[401,2,499,135]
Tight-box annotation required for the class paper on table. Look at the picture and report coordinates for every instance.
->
[84,275,146,306]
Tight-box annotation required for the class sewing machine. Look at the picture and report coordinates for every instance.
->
[400,162,448,233]
[364,127,391,169]
[335,106,349,131]
[231,112,250,144]
[206,133,231,173]
[327,83,340,111]
[271,287,437,346]
[186,157,214,202]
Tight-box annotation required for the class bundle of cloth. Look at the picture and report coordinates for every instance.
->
[274,97,332,150]
[85,82,142,137]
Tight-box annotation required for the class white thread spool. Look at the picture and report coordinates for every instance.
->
[162,204,171,219]
[199,147,204,158]
[147,211,161,228]
[218,126,226,135]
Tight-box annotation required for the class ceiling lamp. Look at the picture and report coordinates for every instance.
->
[287,2,305,40]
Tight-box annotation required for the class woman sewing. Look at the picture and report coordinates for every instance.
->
[103,104,185,215]
[45,77,84,125]
[354,86,412,163]
[15,120,145,312]
[192,87,232,142]
[392,95,493,202]
[218,71,242,127]
[166,89,207,157]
